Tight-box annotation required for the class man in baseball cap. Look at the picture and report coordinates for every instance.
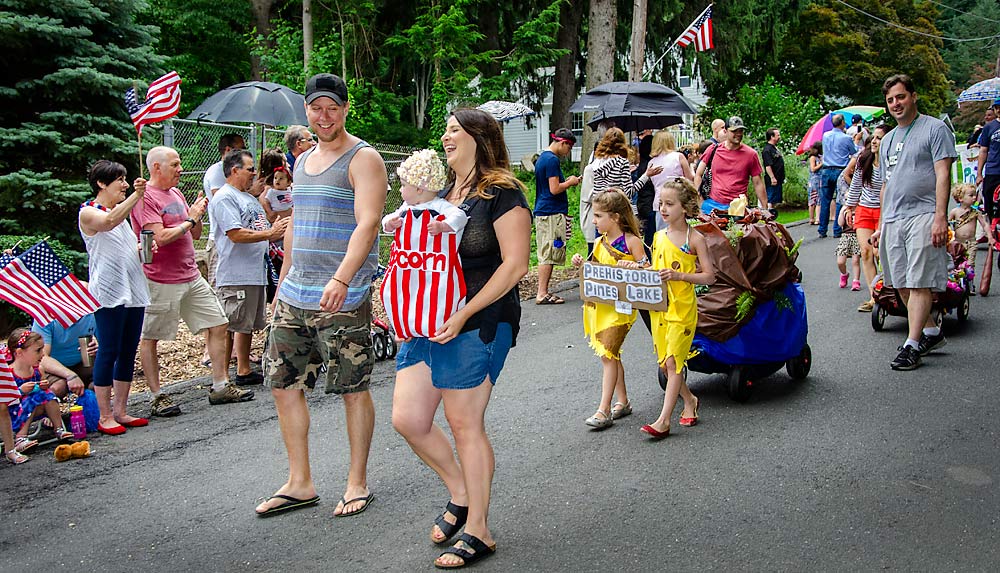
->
[694,115,769,216]
[304,73,349,106]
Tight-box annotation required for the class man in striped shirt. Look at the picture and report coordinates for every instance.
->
[257,74,388,519]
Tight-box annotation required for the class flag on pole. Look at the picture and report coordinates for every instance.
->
[675,5,714,51]
[124,71,182,133]
[0,242,100,327]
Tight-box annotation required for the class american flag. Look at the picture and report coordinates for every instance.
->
[676,5,714,51]
[0,241,100,327]
[0,344,20,406]
[124,71,182,134]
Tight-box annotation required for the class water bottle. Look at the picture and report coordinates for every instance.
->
[70,405,86,439]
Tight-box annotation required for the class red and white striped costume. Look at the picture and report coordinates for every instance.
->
[380,209,466,339]
[0,346,20,406]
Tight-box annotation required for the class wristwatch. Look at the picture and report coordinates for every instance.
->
[184,217,197,231]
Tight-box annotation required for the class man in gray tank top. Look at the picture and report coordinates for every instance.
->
[257,74,388,519]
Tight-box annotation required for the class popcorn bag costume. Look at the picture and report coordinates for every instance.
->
[380,150,468,339]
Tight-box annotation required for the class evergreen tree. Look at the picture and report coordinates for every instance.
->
[0,0,163,244]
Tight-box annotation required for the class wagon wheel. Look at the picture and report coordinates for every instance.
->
[871,303,886,331]
[657,366,687,391]
[386,335,398,358]
[785,344,812,380]
[372,331,387,361]
[957,292,970,323]
[727,366,751,402]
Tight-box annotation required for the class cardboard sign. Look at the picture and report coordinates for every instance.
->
[579,262,669,312]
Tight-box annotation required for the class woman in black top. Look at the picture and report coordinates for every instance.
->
[392,108,531,568]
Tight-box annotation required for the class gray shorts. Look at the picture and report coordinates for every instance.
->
[880,212,948,291]
[217,285,267,334]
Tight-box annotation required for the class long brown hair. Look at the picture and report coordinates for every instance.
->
[593,189,642,238]
[857,124,888,188]
[448,108,526,199]
[594,127,629,159]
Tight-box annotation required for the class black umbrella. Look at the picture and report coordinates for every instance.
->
[569,81,699,131]
[586,110,686,132]
[187,81,307,126]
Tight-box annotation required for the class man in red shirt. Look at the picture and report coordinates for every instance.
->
[693,116,768,215]
[131,146,254,414]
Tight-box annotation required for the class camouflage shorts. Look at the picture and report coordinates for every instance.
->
[263,299,374,395]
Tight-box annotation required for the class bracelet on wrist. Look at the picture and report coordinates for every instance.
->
[332,276,349,287]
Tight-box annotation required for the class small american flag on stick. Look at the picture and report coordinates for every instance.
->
[124,71,182,134]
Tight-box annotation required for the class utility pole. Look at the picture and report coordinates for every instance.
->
[628,0,649,82]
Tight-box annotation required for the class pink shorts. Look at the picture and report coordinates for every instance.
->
[854,205,880,231]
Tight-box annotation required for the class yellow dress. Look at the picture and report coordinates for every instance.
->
[650,228,698,373]
[583,234,638,359]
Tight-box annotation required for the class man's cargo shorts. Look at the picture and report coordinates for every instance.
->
[263,299,374,394]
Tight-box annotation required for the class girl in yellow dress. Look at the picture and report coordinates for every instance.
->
[571,190,646,429]
[637,178,715,439]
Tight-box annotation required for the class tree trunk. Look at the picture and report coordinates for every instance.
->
[628,0,648,82]
[582,0,616,169]
[551,0,584,132]
[303,0,313,74]
[414,64,430,130]
[478,1,501,79]
[249,0,274,80]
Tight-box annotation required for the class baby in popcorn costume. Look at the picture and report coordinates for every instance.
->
[380,149,469,339]
[382,149,468,237]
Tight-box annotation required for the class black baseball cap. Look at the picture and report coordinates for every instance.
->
[305,74,348,105]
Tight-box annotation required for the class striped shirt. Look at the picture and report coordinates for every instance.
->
[591,156,648,201]
[846,165,883,209]
[278,142,379,311]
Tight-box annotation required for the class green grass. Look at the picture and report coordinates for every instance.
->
[775,208,809,225]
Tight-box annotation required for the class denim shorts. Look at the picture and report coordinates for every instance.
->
[395,323,513,390]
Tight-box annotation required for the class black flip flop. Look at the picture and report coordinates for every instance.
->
[433,501,469,545]
[334,492,374,517]
[255,494,320,517]
[434,533,496,569]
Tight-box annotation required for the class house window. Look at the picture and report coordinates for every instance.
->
[571,113,584,140]
[679,75,692,88]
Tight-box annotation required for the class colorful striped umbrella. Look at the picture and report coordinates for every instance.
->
[795,106,885,155]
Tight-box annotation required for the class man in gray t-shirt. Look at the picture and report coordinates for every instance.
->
[208,149,288,385]
[873,74,956,371]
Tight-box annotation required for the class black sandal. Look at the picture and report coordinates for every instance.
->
[432,501,469,545]
[434,533,496,569]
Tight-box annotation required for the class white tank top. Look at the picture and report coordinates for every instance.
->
[80,212,150,308]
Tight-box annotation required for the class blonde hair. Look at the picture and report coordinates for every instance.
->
[952,182,975,203]
[593,189,643,238]
[660,178,700,217]
[650,131,678,157]
[594,128,629,159]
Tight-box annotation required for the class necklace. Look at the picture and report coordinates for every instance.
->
[81,200,108,212]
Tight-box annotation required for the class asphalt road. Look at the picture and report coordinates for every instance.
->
[2,223,998,572]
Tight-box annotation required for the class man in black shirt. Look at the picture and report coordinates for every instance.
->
[762,127,785,215]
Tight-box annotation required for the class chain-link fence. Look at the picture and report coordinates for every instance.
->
[144,119,422,264]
